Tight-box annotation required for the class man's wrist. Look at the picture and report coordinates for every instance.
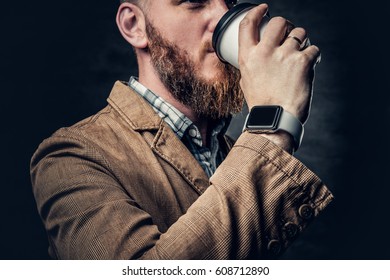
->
[243,106,304,152]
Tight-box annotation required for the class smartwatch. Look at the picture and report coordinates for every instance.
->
[243,106,304,151]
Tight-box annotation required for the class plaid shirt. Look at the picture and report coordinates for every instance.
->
[128,76,230,178]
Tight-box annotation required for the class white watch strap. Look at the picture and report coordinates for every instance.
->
[242,107,304,152]
[278,109,304,151]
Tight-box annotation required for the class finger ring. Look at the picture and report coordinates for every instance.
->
[287,35,303,45]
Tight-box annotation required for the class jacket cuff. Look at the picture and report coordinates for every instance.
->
[211,131,334,257]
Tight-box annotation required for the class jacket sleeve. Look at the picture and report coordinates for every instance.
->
[31,130,333,259]
[141,132,333,259]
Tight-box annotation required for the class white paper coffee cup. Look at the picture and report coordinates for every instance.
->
[213,3,269,69]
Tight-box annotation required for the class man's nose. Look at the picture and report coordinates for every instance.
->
[207,0,229,33]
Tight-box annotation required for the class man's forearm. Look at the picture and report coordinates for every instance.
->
[140,132,333,259]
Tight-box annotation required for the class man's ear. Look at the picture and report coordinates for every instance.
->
[116,3,148,49]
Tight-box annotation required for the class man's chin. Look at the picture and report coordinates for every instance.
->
[197,66,230,85]
[199,55,227,77]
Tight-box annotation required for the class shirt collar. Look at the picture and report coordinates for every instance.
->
[128,76,231,142]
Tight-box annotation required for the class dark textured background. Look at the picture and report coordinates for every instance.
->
[1,0,389,259]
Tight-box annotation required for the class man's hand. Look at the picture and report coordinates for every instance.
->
[238,4,321,125]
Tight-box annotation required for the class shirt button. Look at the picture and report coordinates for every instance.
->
[267,240,281,256]
[298,204,314,220]
[284,222,299,239]
[189,128,197,138]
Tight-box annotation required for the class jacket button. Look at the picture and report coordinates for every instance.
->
[284,222,299,239]
[267,240,281,256]
[298,204,314,220]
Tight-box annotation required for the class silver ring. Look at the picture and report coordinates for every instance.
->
[287,35,303,45]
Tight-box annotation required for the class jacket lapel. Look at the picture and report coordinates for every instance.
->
[107,81,209,195]
[151,122,210,195]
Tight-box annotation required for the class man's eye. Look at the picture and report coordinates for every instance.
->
[183,0,208,4]
[181,0,208,9]
[225,0,238,9]
[180,0,237,9]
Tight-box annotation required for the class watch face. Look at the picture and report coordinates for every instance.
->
[246,106,282,130]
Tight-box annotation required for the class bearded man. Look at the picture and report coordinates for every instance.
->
[30,0,333,259]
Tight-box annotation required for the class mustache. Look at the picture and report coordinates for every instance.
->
[203,40,215,52]
[200,40,216,58]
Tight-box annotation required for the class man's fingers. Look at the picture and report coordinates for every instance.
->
[238,4,269,52]
[282,27,307,50]
[261,16,294,48]
[302,44,321,67]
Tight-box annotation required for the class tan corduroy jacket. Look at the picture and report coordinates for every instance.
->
[30,81,333,259]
